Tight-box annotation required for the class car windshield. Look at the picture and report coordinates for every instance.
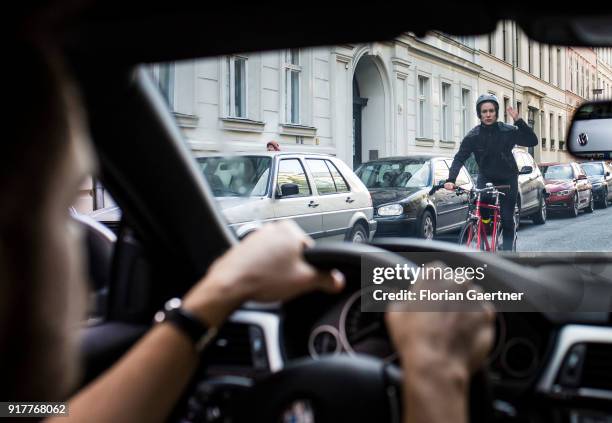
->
[77,22,612,253]
[581,162,604,176]
[541,164,574,180]
[197,156,271,197]
[356,160,431,189]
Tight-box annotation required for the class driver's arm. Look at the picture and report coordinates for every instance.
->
[386,269,494,423]
[50,221,344,423]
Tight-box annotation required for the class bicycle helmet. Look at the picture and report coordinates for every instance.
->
[475,94,499,118]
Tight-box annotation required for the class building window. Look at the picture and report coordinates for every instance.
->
[549,46,553,83]
[502,22,508,61]
[488,33,494,54]
[528,41,533,73]
[417,76,430,138]
[549,113,555,150]
[542,137,547,150]
[226,56,247,118]
[517,101,522,119]
[503,97,510,123]
[151,63,175,109]
[558,116,563,149]
[441,82,452,141]
[284,49,301,124]
[557,48,562,87]
[539,44,544,79]
[461,88,470,136]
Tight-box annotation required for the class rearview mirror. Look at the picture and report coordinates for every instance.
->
[567,101,612,159]
[519,166,533,175]
[279,183,299,197]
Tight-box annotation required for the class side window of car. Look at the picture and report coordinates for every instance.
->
[463,155,479,179]
[305,159,337,194]
[326,160,350,193]
[456,167,471,187]
[513,152,525,170]
[277,159,312,197]
[434,160,449,184]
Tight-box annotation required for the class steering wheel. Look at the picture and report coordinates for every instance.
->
[235,243,497,423]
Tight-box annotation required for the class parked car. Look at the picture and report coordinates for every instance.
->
[354,155,474,240]
[465,148,547,226]
[539,162,594,217]
[89,153,376,243]
[580,161,612,208]
[196,153,376,242]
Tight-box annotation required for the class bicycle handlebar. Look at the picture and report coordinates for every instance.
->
[455,185,509,196]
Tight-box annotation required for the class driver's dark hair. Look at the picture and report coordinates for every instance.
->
[1,34,84,402]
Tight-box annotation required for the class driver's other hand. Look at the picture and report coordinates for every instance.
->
[444,182,456,191]
[385,263,495,376]
[182,220,345,325]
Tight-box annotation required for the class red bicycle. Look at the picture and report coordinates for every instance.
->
[457,183,514,252]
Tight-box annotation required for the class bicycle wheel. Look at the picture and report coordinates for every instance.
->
[496,221,517,252]
[458,220,481,250]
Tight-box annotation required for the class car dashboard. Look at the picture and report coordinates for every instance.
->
[181,255,612,423]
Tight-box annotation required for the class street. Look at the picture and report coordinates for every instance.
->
[517,205,612,252]
[433,204,612,252]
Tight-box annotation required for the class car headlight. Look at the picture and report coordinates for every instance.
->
[556,190,571,196]
[378,204,403,216]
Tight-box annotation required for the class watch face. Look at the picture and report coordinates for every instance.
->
[165,297,182,311]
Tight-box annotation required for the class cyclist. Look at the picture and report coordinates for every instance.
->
[444,94,538,250]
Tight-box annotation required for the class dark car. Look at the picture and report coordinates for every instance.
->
[540,162,594,217]
[580,161,612,208]
[466,148,547,226]
[355,155,474,240]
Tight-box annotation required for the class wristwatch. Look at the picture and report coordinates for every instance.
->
[153,298,218,353]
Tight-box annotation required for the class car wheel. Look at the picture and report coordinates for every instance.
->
[585,191,594,214]
[347,223,368,243]
[417,210,435,240]
[569,193,579,218]
[531,195,546,225]
[600,188,609,209]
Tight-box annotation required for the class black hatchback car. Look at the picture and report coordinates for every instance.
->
[355,155,474,240]
[580,161,612,208]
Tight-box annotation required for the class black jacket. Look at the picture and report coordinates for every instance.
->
[447,119,538,183]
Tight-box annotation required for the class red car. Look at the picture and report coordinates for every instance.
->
[539,162,594,217]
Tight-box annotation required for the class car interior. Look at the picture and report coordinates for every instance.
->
[29,2,612,422]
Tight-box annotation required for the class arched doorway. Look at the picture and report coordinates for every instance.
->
[352,55,386,169]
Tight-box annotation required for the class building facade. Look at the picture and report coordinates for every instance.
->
[77,29,612,214]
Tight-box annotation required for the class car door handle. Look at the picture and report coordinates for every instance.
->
[346,197,355,204]
[308,201,319,208]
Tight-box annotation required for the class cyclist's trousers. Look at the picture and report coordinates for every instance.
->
[476,175,518,251]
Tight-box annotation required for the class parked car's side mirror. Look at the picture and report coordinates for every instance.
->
[577,174,587,180]
[279,183,299,197]
[606,171,611,177]
[519,165,533,175]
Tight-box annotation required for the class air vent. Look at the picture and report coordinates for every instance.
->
[201,323,268,371]
[580,343,612,391]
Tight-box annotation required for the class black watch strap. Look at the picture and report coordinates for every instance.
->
[154,298,217,353]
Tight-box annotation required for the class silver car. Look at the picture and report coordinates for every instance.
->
[196,153,376,242]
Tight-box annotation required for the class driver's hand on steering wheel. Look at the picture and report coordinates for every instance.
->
[443,182,456,191]
[182,220,345,327]
[385,262,495,423]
